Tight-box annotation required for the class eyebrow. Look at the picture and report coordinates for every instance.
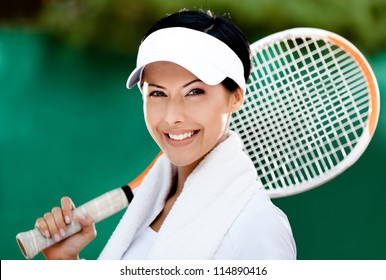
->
[146,79,202,89]
[183,79,201,88]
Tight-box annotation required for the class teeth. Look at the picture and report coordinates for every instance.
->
[168,131,194,141]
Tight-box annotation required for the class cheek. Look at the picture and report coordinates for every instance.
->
[143,102,160,137]
[197,99,230,132]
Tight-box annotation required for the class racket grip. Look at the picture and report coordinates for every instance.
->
[16,186,133,259]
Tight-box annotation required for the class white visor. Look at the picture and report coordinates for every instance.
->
[126,27,246,92]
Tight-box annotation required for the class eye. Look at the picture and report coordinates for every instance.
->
[149,90,166,97]
[187,88,205,96]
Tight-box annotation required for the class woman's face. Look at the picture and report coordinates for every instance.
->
[141,61,243,170]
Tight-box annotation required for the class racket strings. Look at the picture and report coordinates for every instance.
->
[290,39,363,157]
[274,39,341,177]
[252,41,367,142]
[230,36,370,191]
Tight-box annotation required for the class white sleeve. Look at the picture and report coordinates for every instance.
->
[214,192,297,260]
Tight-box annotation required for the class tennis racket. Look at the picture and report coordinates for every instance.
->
[232,27,379,198]
[16,27,380,259]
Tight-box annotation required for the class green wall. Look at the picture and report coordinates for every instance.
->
[1,30,385,260]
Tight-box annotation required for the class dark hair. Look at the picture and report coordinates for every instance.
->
[142,10,251,92]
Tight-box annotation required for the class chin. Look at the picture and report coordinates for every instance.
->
[165,152,203,168]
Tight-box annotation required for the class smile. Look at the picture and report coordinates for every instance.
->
[168,131,196,141]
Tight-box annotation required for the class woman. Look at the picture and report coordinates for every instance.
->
[35,10,296,260]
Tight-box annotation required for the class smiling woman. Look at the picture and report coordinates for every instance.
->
[33,9,296,260]
[141,61,243,174]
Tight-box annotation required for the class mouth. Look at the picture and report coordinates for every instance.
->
[167,130,198,141]
[165,130,199,145]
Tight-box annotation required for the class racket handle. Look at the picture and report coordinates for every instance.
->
[16,186,133,259]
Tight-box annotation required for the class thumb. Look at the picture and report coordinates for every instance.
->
[76,214,97,241]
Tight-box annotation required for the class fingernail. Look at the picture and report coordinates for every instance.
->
[53,234,60,242]
[44,230,50,238]
[77,213,86,221]
[60,228,66,237]
[65,215,71,224]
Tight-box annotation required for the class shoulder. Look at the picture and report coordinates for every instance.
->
[214,189,297,259]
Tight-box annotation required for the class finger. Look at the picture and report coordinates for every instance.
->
[51,206,67,238]
[44,212,61,242]
[35,217,51,238]
[61,196,75,225]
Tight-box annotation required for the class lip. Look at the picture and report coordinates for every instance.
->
[163,129,199,147]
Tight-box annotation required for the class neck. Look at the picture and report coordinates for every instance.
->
[174,162,199,196]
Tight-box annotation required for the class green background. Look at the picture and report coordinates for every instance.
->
[1,0,386,260]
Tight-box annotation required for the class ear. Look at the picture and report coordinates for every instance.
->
[230,88,245,113]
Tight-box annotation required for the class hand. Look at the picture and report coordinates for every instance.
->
[34,196,96,260]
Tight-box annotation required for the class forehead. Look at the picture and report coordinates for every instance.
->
[142,62,199,83]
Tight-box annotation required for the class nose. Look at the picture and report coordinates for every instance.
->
[164,97,185,125]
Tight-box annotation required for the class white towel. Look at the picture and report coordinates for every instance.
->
[98,131,259,259]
